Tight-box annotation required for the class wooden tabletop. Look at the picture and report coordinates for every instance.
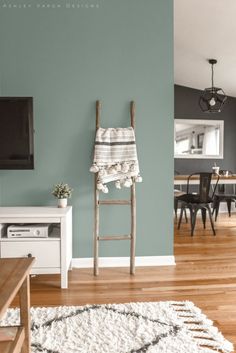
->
[174,174,236,185]
[174,174,236,181]
[0,258,35,319]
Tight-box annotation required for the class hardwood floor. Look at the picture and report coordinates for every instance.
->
[14,213,236,350]
[174,213,236,348]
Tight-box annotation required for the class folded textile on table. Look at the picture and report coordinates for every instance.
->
[90,127,142,193]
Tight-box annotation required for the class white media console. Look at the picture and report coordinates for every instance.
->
[0,206,72,288]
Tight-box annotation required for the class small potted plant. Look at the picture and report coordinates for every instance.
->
[52,182,73,208]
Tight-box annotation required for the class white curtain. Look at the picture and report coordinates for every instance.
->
[202,127,219,155]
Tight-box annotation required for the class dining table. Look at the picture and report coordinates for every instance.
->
[174,174,236,186]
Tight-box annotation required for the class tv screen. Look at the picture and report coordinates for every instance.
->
[0,97,34,169]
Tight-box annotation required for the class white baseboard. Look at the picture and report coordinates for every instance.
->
[218,201,236,213]
[72,256,175,269]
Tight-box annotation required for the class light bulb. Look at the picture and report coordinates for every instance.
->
[209,97,216,106]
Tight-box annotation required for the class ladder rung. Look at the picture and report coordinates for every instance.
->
[98,235,131,241]
[99,200,131,205]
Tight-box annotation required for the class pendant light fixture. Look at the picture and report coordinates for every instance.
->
[199,59,227,113]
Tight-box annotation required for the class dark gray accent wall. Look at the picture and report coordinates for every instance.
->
[175,85,236,175]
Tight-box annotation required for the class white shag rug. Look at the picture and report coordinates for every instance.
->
[0,301,233,353]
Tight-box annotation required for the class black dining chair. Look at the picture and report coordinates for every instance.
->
[174,170,187,222]
[212,170,236,221]
[177,172,219,236]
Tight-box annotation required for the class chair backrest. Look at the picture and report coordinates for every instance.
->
[187,172,219,202]
[216,170,233,193]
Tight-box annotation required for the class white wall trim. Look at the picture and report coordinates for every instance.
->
[217,201,236,214]
[72,256,175,269]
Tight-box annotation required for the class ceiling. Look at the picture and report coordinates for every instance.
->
[174,0,236,97]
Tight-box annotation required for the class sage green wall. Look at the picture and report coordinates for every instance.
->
[0,0,173,258]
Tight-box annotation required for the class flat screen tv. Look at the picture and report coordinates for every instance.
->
[0,97,34,169]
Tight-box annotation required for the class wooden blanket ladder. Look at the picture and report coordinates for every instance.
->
[93,100,136,276]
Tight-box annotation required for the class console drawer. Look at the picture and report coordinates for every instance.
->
[1,240,60,268]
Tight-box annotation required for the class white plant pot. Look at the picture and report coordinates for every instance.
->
[58,198,67,208]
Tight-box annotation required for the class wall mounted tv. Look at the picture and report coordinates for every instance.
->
[0,97,34,169]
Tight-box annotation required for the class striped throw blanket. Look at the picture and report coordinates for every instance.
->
[90,127,142,193]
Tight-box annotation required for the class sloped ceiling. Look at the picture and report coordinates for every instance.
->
[174,0,236,97]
